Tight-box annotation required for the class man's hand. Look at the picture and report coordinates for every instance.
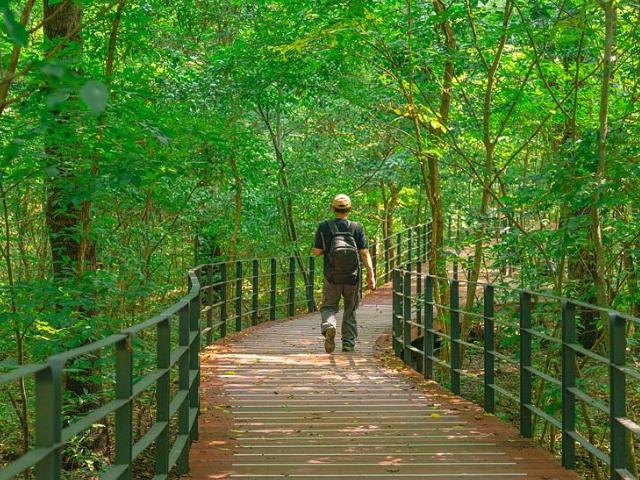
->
[367,275,376,291]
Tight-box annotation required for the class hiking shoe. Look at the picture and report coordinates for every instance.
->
[342,344,354,352]
[324,326,336,353]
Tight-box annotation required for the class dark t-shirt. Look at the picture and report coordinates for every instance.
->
[314,219,368,273]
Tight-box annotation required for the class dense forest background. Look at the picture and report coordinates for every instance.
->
[0,0,638,477]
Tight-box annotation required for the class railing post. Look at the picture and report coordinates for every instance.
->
[450,278,461,395]
[114,333,134,479]
[609,312,627,480]
[416,260,423,331]
[403,270,412,365]
[407,228,413,270]
[252,259,259,325]
[372,241,378,287]
[270,258,277,321]
[206,265,214,345]
[154,318,170,475]
[423,224,428,262]
[385,237,390,282]
[453,258,459,280]
[427,221,432,272]
[35,363,62,480]
[396,232,402,269]
[561,300,576,470]
[417,227,422,265]
[483,284,495,413]
[235,260,243,332]
[307,256,316,312]
[519,291,533,438]
[219,262,227,338]
[177,304,191,473]
[189,284,201,442]
[288,256,296,317]
[424,275,434,379]
[392,269,402,358]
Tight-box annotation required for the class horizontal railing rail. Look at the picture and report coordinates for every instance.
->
[391,265,640,480]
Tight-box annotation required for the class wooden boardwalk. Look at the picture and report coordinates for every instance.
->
[188,303,578,480]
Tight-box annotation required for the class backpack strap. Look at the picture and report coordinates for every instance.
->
[328,219,355,237]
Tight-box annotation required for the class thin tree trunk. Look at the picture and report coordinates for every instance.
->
[0,180,30,453]
[228,157,243,260]
[590,0,615,314]
[462,0,513,340]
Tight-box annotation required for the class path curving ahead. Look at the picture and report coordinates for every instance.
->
[188,303,578,480]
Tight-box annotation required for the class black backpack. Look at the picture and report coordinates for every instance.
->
[325,220,360,285]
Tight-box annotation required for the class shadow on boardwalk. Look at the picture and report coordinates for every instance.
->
[186,300,578,479]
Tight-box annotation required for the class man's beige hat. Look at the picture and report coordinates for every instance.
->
[332,194,352,209]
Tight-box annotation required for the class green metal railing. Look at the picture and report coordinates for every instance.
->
[392,265,640,480]
[0,267,204,480]
[0,223,427,479]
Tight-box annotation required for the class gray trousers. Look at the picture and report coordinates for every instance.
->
[320,279,360,347]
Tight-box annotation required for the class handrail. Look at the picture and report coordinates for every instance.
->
[0,222,430,478]
[391,264,640,480]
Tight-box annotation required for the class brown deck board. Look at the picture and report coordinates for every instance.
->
[187,304,578,480]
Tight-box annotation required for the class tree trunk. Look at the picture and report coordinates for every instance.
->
[44,0,83,280]
[228,157,243,260]
[462,0,513,340]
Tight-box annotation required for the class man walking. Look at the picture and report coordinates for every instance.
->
[313,194,375,353]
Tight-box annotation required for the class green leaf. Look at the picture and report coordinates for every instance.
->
[2,5,28,47]
[79,80,109,115]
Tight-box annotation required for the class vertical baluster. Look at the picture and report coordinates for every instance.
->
[423,224,428,262]
[114,333,134,478]
[424,275,434,379]
[372,241,378,286]
[288,256,296,317]
[220,262,228,338]
[416,260,423,331]
[154,318,170,475]
[403,271,412,365]
[307,256,316,312]
[609,312,627,479]
[270,258,277,321]
[235,261,243,332]
[206,265,213,345]
[407,228,413,270]
[396,232,402,270]
[450,278,461,395]
[519,291,532,438]
[252,260,259,326]
[35,363,62,480]
[385,235,390,282]
[561,300,576,470]
[392,269,402,358]
[483,284,495,413]
[177,305,190,473]
[427,221,432,273]
[189,282,201,442]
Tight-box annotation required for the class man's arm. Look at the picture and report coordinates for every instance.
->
[359,249,375,290]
